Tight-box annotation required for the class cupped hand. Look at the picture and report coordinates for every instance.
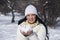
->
[20,30,33,36]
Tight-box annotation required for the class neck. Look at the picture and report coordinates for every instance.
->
[26,20,37,24]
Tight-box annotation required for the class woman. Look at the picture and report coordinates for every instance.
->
[17,5,46,40]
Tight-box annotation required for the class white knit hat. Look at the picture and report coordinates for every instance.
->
[25,5,38,16]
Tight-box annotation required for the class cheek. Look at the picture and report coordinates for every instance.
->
[26,17,30,20]
[32,17,35,20]
[32,16,36,19]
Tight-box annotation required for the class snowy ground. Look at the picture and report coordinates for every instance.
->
[0,14,60,40]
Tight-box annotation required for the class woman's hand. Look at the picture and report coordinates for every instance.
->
[27,30,33,35]
[20,30,33,36]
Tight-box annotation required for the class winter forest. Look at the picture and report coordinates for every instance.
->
[0,0,60,40]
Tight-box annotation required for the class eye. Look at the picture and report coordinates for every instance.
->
[31,14,36,16]
[27,15,30,16]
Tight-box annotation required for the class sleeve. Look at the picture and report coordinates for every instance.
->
[16,25,25,40]
[37,24,46,40]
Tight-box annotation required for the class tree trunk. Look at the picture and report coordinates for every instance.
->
[11,7,15,23]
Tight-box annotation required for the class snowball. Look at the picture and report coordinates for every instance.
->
[20,25,32,33]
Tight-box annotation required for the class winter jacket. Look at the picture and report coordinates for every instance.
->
[16,20,46,40]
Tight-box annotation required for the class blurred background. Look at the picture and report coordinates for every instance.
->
[0,0,60,27]
[0,0,60,40]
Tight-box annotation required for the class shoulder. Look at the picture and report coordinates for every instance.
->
[18,21,26,29]
[38,23,46,30]
[18,21,26,26]
[18,17,26,25]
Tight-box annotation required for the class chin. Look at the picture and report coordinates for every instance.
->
[28,21,35,24]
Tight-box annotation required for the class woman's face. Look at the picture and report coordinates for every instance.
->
[26,13,36,24]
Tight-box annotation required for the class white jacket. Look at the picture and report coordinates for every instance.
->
[16,21,46,40]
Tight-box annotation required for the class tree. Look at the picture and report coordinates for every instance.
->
[43,0,60,28]
[7,0,16,23]
[0,0,10,15]
[0,0,16,23]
